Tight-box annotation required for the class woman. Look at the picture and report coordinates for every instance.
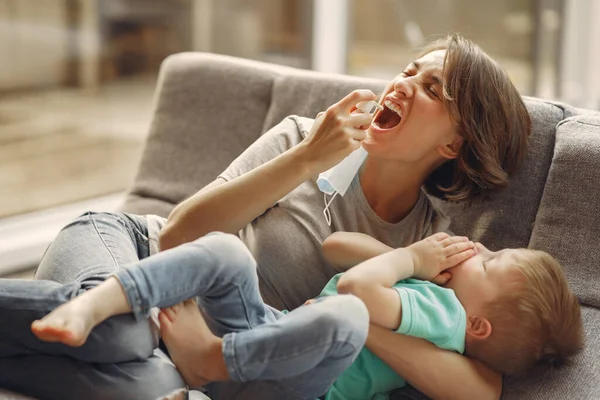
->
[0,33,530,400]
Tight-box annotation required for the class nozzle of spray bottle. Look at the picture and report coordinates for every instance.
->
[356,100,383,115]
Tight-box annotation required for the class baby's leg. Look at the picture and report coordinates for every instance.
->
[0,275,159,363]
[222,295,368,396]
[29,276,131,346]
[204,297,370,400]
[161,293,369,399]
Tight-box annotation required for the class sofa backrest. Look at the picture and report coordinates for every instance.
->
[121,52,600,306]
[122,53,288,216]
[528,115,600,308]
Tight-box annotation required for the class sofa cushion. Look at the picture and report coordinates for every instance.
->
[501,304,600,399]
[429,98,577,250]
[529,115,600,307]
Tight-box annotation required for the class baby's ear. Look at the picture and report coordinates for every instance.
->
[466,315,492,340]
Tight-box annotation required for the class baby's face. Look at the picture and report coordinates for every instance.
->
[444,244,524,314]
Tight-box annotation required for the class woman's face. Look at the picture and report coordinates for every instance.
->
[362,50,460,163]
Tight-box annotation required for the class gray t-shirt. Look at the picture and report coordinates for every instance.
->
[149,115,450,311]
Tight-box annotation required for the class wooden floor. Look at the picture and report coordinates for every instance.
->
[0,76,155,218]
[0,128,143,218]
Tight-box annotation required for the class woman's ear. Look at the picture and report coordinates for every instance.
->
[466,315,492,340]
[438,139,463,160]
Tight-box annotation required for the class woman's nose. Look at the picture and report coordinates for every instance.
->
[393,78,414,98]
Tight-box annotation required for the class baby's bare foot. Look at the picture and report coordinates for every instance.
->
[32,277,130,347]
[31,300,95,347]
[159,300,229,388]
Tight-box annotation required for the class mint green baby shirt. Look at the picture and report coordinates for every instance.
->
[320,274,466,400]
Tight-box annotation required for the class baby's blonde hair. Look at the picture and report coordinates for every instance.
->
[467,249,583,375]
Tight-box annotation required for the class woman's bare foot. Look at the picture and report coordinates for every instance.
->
[159,300,230,388]
[31,299,96,347]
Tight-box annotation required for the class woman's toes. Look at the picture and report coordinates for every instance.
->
[160,307,176,322]
[158,311,172,330]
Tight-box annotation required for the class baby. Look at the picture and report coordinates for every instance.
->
[27,231,583,399]
[319,232,584,397]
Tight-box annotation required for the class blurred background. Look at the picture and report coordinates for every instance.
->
[1,0,599,277]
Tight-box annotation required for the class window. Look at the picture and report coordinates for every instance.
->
[0,0,312,219]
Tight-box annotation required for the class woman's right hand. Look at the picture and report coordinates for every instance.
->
[300,89,377,173]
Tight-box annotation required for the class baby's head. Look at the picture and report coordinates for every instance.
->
[444,244,584,375]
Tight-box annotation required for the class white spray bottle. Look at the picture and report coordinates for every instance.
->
[316,100,383,226]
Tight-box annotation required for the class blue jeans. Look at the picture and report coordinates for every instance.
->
[0,212,185,400]
[115,231,369,399]
[0,212,368,399]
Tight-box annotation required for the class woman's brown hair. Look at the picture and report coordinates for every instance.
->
[423,33,532,201]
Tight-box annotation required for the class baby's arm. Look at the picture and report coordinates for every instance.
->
[336,233,474,330]
[335,241,419,329]
[322,231,394,271]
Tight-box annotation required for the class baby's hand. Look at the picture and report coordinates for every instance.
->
[407,233,475,281]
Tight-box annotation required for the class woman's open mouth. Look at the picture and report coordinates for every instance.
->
[374,99,403,130]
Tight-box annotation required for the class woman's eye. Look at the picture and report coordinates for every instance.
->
[428,87,439,98]
[401,70,414,77]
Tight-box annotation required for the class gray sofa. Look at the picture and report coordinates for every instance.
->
[4,52,600,399]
